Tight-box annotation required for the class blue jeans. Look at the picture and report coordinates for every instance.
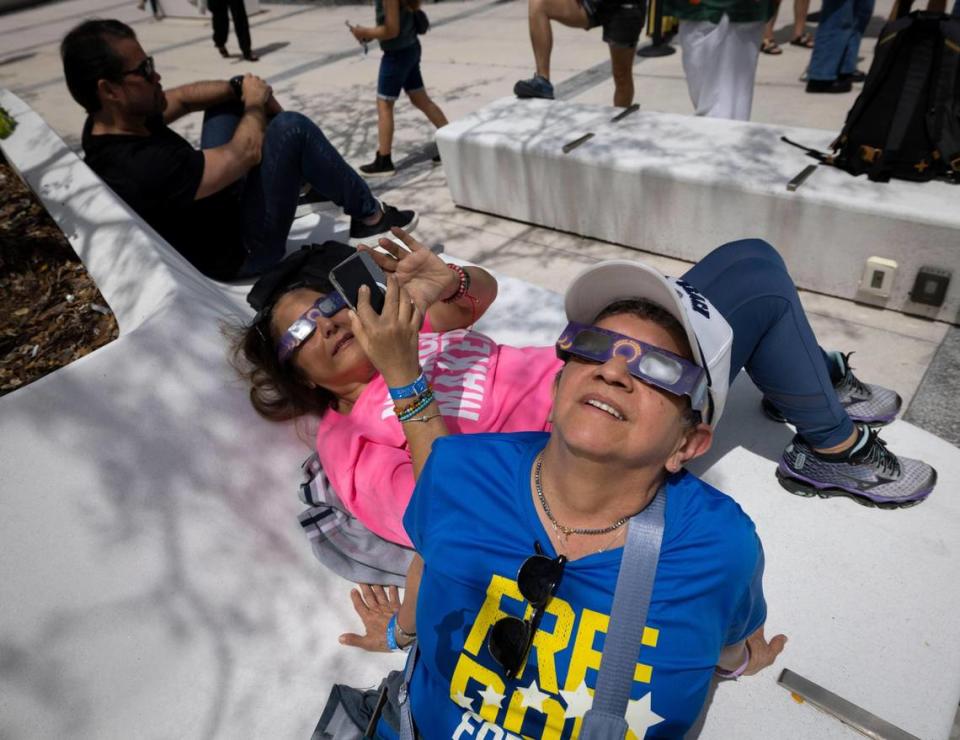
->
[808,0,875,81]
[683,239,854,449]
[200,104,379,275]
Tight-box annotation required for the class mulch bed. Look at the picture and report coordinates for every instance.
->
[0,158,119,397]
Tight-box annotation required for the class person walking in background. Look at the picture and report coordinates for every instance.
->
[136,0,164,21]
[805,0,874,92]
[667,0,775,120]
[210,0,258,61]
[349,0,448,177]
[760,0,813,54]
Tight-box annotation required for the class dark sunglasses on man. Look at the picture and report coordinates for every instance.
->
[487,542,567,680]
[122,55,156,80]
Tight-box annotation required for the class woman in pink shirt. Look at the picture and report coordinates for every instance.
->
[237,231,562,545]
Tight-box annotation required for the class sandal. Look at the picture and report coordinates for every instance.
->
[761,39,783,55]
[790,33,815,48]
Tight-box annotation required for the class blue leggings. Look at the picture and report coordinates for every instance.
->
[682,239,854,448]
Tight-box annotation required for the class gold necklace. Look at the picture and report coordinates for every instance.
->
[534,452,633,549]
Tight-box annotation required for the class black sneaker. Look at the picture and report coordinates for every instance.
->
[359,152,396,178]
[349,203,418,241]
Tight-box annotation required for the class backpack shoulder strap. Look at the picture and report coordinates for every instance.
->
[930,20,960,175]
[580,488,667,739]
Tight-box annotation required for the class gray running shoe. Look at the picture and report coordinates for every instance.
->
[762,351,902,426]
[777,427,937,508]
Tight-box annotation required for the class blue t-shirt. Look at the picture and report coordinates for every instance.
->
[400,432,766,739]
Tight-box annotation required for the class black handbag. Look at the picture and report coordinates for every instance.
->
[412,9,430,35]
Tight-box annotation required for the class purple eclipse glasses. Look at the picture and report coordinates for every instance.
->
[556,322,709,417]
[276,292,348,364]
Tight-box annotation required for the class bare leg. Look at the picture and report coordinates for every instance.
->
[609,44,636,107]
[407,89,449,129]
[764,0,781,43]
[528,0,590,80]
[377,98,396,156]
[793,0,810,37]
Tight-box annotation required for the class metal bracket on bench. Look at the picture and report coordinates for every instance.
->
[777,669,921,740]
[610,103,640,123]
[786,164,818,192]
[562,133,595,154]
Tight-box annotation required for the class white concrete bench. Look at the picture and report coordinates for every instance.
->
[2,89,960,739]
[438,97,960,324]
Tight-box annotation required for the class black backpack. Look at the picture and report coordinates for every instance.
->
[787,4,960,183]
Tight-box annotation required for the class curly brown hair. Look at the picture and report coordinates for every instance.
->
[227,295,339,423]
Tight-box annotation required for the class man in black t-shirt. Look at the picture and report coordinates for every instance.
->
[513,0,646,107]
[62,19,417,280]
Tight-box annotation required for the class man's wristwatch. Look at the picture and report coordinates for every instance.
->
[229,75,244,102]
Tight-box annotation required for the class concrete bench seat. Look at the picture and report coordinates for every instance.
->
[3,89,960,739]
[438,97,960,324]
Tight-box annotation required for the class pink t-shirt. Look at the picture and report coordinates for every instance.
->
[315,327,561,546]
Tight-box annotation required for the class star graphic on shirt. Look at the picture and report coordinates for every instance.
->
[452,691,474,711]
[559,681,594,719]
[516,679,550,713]
[625,692,664,737]
[478,684,505,710]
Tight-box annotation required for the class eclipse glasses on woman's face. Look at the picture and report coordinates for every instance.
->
[487,542,567,680]
[556,321,709,418]
[275,292,348,364]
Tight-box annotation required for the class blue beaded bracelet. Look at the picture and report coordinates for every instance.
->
[388,371,429,401]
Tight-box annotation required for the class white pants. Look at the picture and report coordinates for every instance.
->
[678,15,765,121]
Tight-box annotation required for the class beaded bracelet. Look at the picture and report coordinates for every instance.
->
[442,264,472,303]
[388,371,429,401]
[715,644,751,679]
[396,391,435,422]
[393,385,434,415]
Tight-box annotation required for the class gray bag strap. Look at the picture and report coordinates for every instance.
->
[398,643,419,740]
[580,487,667,739]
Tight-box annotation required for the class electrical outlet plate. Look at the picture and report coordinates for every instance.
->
[859,257,898,298]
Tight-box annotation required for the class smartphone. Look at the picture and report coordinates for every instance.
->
[329,251,387,314]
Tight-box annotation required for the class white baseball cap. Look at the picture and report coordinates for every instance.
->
[564,260,733,426]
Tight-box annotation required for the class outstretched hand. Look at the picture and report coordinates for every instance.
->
[743,624,788,676]
[339,584,402,652]
[358,228,456,314]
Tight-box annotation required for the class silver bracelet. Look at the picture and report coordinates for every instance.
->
[400,413,442,424]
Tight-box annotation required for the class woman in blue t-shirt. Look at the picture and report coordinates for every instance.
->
[333,259,789,738]
[348,0,449,178]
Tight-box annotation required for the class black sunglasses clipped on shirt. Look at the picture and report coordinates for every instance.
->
[122,56,156,80]
[487,541,567,680]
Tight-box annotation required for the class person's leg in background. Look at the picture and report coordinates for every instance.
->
[807,0,856,91]
[682,238,937,506]
[209,0,231,56]
[514,0,591,99]
[603,2,645,107]
[228,0,257,60]
[838,0,875,78]
[761,0,784,54]
[361,47,406,177]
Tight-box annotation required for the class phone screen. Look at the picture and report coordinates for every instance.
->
[330,252,387,314]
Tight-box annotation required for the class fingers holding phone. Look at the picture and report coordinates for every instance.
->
[349,276,421,385]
